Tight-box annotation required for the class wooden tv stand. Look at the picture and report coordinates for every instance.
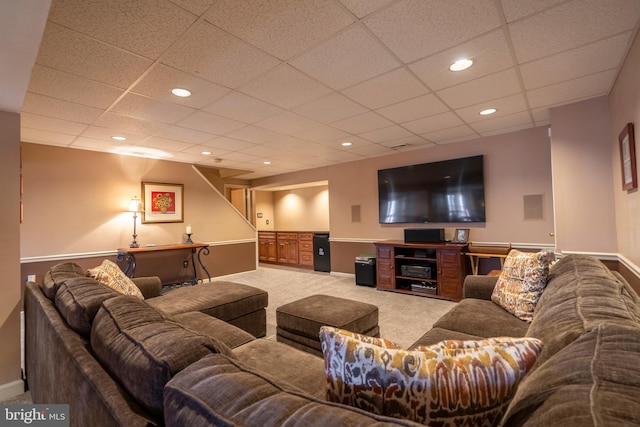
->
[374,241,468,302]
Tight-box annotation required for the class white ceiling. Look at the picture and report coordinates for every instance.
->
[14,0,640,179]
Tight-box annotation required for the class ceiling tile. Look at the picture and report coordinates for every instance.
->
[364,0,501,63]
[500,0,566,22]
[135,136,195,152]
[218,151,260,163]
[520,33,632,90]
[290,25,400,90]
[200,136,258,151]
[409,29,514,91]
[21,112,88,135]
[205,0,354,60]
[154,126,215,144]
[348,142,396,157]
[531,107,550,123]
[225,125,283,144]
[339,0,396,18]
[342,68,429,109]
[332,111,394,134]
[402,111,464,134]
[255,111,322,134]
[203,92,284,123]
[509,0,640,63]
[28,64,123,109]
[132,64,231,109]
[527,69,617,109]
[70,136,130,152]
[436,68,521,109]
[169,0,216,15]
[21,128,76,145]
[376,93,449,123]
[93,112,170,135]
[359,125,413,143]
[239,64,332,109]
[422,125,477,144]
[22,93,104,124]
[296,124,351,144]
[111,94,196,124]
[378,134,432,148]
[293,92,368,124]
[479,122,534,137]
[455,93,528,123]
[468,111,532,133]
[177,111,247,135]
[81,126,149,143]
[180,145,232,157]
[161,21,281,89]
[47,0,197,59]
[36,22,153,89]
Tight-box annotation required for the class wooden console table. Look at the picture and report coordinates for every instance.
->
[116,243,211,285]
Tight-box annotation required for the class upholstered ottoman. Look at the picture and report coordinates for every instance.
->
[147,281,268,338]
[276,294,379,357]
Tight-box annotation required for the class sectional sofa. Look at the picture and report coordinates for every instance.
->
[25,255,640,426]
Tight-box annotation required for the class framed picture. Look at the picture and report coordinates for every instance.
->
[141,182,184,223]
[453,228,470,243]
[619,123,637,192]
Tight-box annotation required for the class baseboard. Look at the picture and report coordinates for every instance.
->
[0,379,25,401]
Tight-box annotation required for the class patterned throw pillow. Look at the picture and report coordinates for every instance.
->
[87,259,144,299]
[319,326,543,426]
[491,249,555,322]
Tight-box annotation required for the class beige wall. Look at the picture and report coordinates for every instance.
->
[550,97,617,254]
[328,126,555,247]
[273,186,330,232]
[21,143,256,267]
[254,191,274,231]
[609,30,640,268]
[0,112,23,398]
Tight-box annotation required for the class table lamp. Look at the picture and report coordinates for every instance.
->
[126,196,142,248]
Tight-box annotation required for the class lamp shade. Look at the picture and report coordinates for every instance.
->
[126,196,142,213]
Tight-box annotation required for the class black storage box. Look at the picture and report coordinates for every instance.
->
[355,256,376,287]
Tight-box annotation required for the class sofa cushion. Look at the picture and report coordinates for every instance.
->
[503,323,640,426]
[319,326,543,426]
[54,276,121,337]
[432,298,529,338]
[164,353,423,427]
[491,249,554,322]
[91,295,234,419]
[87,259,144,299]
[171,311,255,349]
[408,327,484,349]
[526,254,640,369]
[42,262,86,300]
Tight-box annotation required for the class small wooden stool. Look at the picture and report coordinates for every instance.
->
[276,294,379,357]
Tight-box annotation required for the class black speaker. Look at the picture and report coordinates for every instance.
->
[404,228,445,243]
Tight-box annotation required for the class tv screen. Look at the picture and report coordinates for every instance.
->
[378,155,485,224]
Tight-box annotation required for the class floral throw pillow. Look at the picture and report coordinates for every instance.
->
[319,326,543,426]
[88,259,144,300]
[491,249,555,322]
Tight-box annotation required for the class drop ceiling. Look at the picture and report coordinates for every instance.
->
[15,0,640,179]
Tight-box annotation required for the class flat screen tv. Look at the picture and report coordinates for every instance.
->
[378,155,485,224]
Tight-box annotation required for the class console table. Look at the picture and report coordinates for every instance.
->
[116,243,211,285]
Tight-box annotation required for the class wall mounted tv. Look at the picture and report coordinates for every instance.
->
[378,155,486,224]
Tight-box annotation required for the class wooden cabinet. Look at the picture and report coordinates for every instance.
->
[298,232,314,268]
[258,232,277,262]
[276,232,299,265]
[374,241,467,301]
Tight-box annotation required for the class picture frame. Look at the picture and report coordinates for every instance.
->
[141,182,184,223]
[453,228,470,243]
[619,123,637,192]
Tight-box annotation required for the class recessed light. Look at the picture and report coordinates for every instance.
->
[341,141,353,147]
[111,135,126,141]
[449,58,473,72]
[171,88,191,97]
[479,108,497,116]
[201,151,212,155]
[263,161,271,165]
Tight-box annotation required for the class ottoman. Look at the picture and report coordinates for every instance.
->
[147,281,268,338]
[276,294,379,357]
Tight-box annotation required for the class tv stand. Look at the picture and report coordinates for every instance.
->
[374,240,468,301]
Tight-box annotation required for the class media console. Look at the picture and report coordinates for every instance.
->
[374,240,468,301]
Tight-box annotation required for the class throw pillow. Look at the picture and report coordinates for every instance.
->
[491,249,555,322]
[319,326,543,426]
[87,259,144,299]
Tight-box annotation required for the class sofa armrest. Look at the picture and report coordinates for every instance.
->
[132,276,162,299]
[463,275,499,300]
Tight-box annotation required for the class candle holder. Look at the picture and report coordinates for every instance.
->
[185,233,193,244]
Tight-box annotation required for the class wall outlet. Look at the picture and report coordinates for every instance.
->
[27,274,36,283]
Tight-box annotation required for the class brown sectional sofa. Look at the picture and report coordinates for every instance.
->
[25,255,640,426]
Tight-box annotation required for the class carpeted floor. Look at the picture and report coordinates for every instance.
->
[3,263,457,404]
